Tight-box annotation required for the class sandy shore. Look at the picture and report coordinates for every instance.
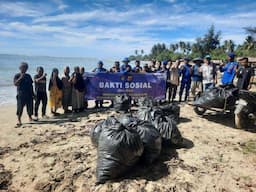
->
[0,102,255,192]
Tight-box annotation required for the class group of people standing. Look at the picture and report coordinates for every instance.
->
[14,63,86,126]
[13,53,254,126]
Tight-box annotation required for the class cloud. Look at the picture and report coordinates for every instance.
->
[1,0,256,57]
[0,1,46,17]
[52,0,69,10]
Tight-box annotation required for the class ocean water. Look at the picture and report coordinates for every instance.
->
[0,54,115,106]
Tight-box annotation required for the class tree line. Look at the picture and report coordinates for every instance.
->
[129,25,256,61]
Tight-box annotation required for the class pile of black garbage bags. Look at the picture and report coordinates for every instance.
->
[90,96,183,184]
[193,84,239,109]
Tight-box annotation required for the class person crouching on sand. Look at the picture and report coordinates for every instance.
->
[34,66,48,120]
[48,68,63,115]
[14,62,34,127]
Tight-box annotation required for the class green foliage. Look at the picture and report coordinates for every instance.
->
[129,25,256,61]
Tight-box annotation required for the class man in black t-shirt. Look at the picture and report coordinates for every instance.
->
[34,66,47,120]
[236,57,255,90]
[13,62,34,126]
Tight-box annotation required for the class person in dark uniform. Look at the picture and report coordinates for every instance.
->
[34,66,47,120]
[236,57,255,90]
[92,61,107,108]
[14,62,34,127]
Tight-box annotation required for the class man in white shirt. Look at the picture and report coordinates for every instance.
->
[200,55,217,91]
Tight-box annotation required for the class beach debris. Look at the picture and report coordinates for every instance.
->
[96,121,144,184]
[0,164,12,190]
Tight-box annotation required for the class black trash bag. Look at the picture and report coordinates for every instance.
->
[137,107,153,122]
[137,107,164,123]
[153,116,183,146]
[117,113,138,126]
[193,84,239,109]
[96,123,144,184]
[90,116,119,147]
[135,121,162,164]
[114,94,131,112]
[138,97,157,108]
[157,103,180,123]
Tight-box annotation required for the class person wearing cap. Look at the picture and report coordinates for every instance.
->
[236,57,254,90]
[133,60,142,73]
[92,61,107,73]
[200,55,217,91]
[191,57,203,97]
[92,61,107,108]
[120,57,132,73]
[14,62,34,127]
[219,53,238,85]
[179,58,192,102]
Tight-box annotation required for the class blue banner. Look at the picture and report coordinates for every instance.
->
[83,72,167,100]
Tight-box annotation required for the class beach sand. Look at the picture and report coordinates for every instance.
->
[0,102,255,192]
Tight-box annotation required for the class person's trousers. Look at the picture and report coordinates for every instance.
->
[191,81,203,97]
[16,94,33,117]
[169,83,178,101]
[34,91,47,117]
[179,81,191,98]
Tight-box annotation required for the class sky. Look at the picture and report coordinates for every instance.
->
[0,0,255,58]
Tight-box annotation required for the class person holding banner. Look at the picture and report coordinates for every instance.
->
[120,57,132,73]
[110,61,120,73]
[92,61,107,108]
[133,60,142,73]
[160,60,170,103]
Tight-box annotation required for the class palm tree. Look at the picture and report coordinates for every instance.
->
[223,40,235,52]
[141,49,144,55]
[179,41,186,53]
[169,44,176,52]
[244,36,255,50]
[135,50,138,55]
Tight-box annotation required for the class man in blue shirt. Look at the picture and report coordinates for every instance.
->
[121,57,132,73]
[219,53,238,85]
[92,61,107,108]
[179,58,192,102]
[92,61,107,73]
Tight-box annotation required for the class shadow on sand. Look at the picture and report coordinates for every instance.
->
[116,137,194,182]
[202,112,256,133]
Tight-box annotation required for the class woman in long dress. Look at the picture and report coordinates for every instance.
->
[48,68,63,115]
[70,66,85,113]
